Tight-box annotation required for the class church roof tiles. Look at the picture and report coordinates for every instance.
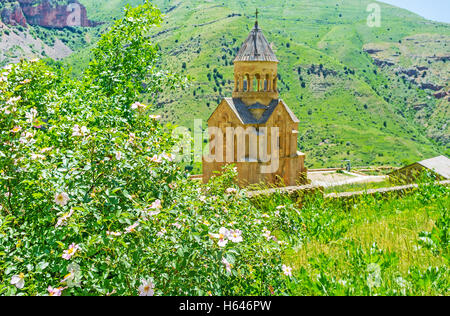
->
[234,23,278,63]
[222,98,299,124]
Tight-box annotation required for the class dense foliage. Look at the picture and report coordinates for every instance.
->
[0,2,288,296]
[0,1,448,297]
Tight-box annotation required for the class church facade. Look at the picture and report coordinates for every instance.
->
[202,18,307,187]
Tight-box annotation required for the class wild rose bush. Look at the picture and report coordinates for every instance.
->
[0,1,290,296]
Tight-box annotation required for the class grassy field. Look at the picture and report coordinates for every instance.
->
[323,179,392,193]
[254,181,450,295]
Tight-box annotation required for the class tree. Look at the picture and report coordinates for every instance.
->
[85,1,184,106]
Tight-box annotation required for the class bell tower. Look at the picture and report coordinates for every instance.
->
[203,10,308,187]
[232,10,279,106]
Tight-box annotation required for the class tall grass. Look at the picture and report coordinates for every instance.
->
[323,179,392,194]
[253,181,449,295]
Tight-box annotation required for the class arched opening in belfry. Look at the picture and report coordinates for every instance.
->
[264,74,269,91]
[236,79,240,92]
[253,76,258,92]
[244,74,251,91]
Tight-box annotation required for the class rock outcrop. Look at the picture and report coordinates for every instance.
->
[420,82,444,92]
[0,0,99,28]
[434,91,448,99]
[1,2,27,27]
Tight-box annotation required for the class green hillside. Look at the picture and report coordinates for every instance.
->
[1,2,449,297]
[28,1,450,167]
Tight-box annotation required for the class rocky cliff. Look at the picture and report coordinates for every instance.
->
[363,33,450,144]
[0,1,26,27]
[0,0,99,28]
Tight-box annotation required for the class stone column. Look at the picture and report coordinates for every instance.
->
[291,129,299,157]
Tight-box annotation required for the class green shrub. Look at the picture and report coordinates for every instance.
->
[0,1,288,296]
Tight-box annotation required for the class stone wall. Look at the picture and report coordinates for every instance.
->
[203,154,307,187]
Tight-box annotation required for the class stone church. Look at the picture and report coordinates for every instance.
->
[203,16,307,187]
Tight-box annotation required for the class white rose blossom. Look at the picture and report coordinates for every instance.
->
[282,265,293,277]
[54,192,69,206]
[138,279,155,296]
[222,258,232,274]
[10,273,25,289]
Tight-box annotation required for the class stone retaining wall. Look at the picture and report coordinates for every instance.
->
[246,180,450,205]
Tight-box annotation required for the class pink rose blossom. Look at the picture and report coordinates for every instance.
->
[62,243,80,260]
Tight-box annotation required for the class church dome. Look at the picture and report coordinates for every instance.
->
[234,22,278,63]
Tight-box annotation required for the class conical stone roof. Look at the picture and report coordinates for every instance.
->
[234,22,278,63]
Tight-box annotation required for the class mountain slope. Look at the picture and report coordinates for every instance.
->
[0,0,101,65]
[5,0,450,167]
[133,0,449,167]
